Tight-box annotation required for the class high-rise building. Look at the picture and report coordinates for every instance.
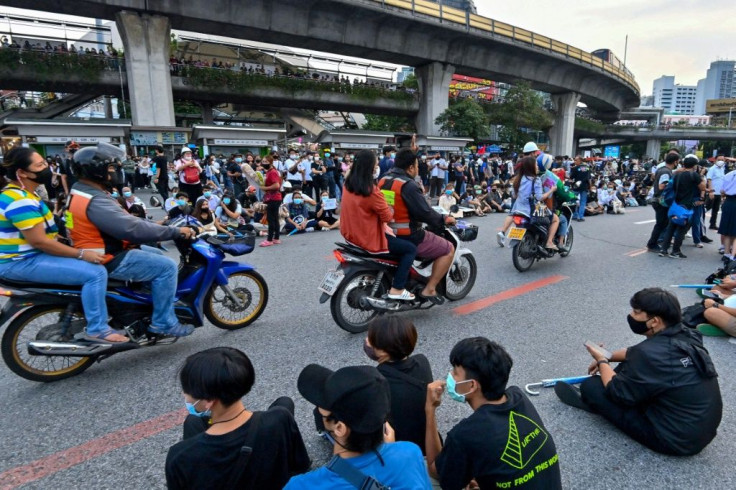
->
[652,76,698,115]
[432,0,477,14]
[695,60,736,114]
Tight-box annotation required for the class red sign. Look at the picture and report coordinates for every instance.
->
[449,75,498,101]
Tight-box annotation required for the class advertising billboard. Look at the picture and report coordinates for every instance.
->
[706,98,736,114]
[449,75,498,101]
[604,145,621,158]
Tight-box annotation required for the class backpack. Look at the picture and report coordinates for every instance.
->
[182,165,200,184]
[659,176,676,207]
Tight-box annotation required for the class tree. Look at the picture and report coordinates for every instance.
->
[402,73,418,90]
[362,114,415,132]
[434,97,490,142]
[485,81,553,150]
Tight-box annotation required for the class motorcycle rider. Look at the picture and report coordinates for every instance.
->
[67,143,197,337]
[380,148,455,304]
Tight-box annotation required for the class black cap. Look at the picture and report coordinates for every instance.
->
[297,364,390,433]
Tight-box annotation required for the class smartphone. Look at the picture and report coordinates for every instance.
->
[584,341,613,360]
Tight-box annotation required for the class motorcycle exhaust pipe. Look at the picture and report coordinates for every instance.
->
[27,341,114,357]
[361,296,402,312]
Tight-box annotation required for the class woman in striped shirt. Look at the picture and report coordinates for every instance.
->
[0,148,126,342]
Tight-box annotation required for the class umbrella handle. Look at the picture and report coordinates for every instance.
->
[525,382,544,396]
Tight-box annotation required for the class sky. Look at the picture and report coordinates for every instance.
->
[3,2,735,95]
[477,0,734,93]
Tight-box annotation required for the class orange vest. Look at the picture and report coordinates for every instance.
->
[378,175,411,236]
[66,189,126,264]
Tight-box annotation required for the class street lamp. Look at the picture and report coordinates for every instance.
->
[729,107,735,129]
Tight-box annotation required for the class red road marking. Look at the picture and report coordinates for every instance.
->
[624,248,648,257]
[0,409,187,490]
[453,275,568,316]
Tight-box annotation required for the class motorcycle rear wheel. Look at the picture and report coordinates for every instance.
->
[204,271,269,330]
[330,270,388,333]
[1,305,94,382]
[512,234,537,272]
[559,226,574,257]
[444,254,477,301]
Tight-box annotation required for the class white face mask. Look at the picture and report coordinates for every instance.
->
[716,161,725,168]
[183,154,192,161]
[373,166,380,179]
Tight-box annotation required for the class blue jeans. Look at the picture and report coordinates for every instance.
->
[575,190,588,219]
[557,214,569,237]
[691,204,705,244]
[109,249,179,329]
[0,253,110,335]
[387,234,417,290]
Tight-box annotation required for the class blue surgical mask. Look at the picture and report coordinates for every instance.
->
[111,192,119,198]
[445,190,453,195]
[203,191,212,198]
[446,371,473,403]
[325,153,331,158]
[235,157,243,163]
[176,199,187,207]
[322,196,329,201]
[294,198,303,205]
[185,399,211,418]
[123,191,132,198]
[223,198,231,205]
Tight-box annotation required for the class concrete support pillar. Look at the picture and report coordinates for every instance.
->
[202,102,214,125]
[415,62,455,136]
[548,92,581,157]
[115,11,175,127]
[646,139,662,161]
[103,96,113,119]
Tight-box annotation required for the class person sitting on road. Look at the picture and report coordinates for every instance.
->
[340,149,417,301]
[699,293,736,338]
[214,191,244,230]
[67,143,197,338]
[164,186,180,212]
[497,156,559,250]
[0,148,121,342]
[166,347,310,490]
[121,186,145,213]
[438,184,459,214]
[192,198,229,236]
[315,190,340,230]
[166,191,192,222]
[382,148,456,304]
[363,316,433,454]
[285,364,431,489]
[425,337,562,489]
[555,287,723,456]
[283,191,318,234]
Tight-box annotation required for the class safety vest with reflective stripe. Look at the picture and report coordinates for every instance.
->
[66,189,126,264]
[378,175,411,236]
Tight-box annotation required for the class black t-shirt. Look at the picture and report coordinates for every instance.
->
[152,155,168,178]
[435,386,562,490]
[673,171,703,209]
[570,165,591,191]
[166,407,310,490]
[377,354,433,454]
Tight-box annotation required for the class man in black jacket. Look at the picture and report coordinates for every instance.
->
[556,287,722,456]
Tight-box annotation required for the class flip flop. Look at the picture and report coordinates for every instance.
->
[83,328,130,344]
[387,290,415,301]
[418,293,445,305]
[696,324,729,337]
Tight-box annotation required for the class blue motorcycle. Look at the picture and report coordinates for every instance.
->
[0,231,268,382]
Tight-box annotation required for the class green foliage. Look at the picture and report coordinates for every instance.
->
[363,114,415,132]
[435,97,490,141]
[402,73,418,90]
[574,117,606,134]
[484,81,553,149]
[0,49,110,82]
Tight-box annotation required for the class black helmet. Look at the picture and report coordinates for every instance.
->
[73,142,125,182]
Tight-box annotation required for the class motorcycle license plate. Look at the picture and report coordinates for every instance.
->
[507,227,526,240]
[318,270,345,296]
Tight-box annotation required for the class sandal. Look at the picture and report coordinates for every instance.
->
[84,328,130,344]
[418,293,445,305]
[387,289,415,301]
[545,244,559,251]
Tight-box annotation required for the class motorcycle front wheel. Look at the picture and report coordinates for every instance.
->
[559,226,574,257]
[1,305,94,382]
[330,270,388,333]
[512,233,537,272]
[204,271,269,330]
[444,254,478,301]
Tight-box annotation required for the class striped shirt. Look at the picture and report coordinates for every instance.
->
[0,184,58,263]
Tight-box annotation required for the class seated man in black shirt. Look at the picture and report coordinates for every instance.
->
[425,337,562,490]
[556,287,723,456]
[166,347,310,489]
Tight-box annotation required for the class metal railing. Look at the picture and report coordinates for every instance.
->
[370,0,640,95]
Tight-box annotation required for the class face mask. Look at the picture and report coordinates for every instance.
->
[363,340,380,361]
[325,153,331,158]
[203,191,212,198]
[223,198,231,205]
[123,191,132,198]
[176,199,187,207]
[294,198,303,205]
[421,156,427,160]
[290,154,297,160]
[627,314,652,335]
[183,154,192,161]
[373,167,380,179]
[391,153,396,159]
[446,372,473,403]
[322,196,329,201]
[235,157,243,163]
[185,399,211,418]
[717,161,725,167]
[26,167,53,186]
[338,157,343,162]
[445,190,453,195]
[111,192,119,198]
[476,190,482,195]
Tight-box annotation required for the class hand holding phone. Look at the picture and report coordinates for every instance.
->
[584,341,613,360]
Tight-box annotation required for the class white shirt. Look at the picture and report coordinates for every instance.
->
[721,169,736,196]
[430,158,446,178]
[707,165,726,193]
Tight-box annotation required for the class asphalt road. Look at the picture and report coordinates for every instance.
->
[0,197,734,489]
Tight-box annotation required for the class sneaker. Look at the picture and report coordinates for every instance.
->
[647,247,660,253]
[701,236,713,243]
[696,324,728,337]
[719,246,725,254]
[149,323,194,337]
[259,240,274,247]
[695,243,704,248]
[658,249,670,257]
[496,231,506,248]
[669,251,687,259]
[686,232,692,238]
[709,225,719,230]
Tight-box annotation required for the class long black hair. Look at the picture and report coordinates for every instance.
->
[344,149,376,197]
[0,147,37,190]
